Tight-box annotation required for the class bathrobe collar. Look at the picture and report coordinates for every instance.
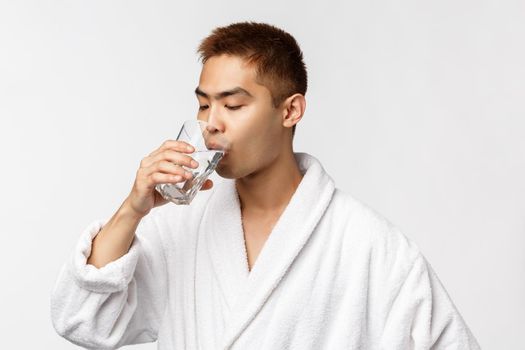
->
[199,151,336,349]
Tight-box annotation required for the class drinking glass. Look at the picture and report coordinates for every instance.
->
[155,119,230,205]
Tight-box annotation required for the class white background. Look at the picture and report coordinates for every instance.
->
[1,1,523,349]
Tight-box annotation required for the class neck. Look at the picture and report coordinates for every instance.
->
[235,150,304,216]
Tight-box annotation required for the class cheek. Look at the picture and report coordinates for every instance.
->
[225,108,265,146]
[230,128,279,171]
[224,105,281,159]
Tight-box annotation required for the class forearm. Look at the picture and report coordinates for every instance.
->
[87,199,144,268]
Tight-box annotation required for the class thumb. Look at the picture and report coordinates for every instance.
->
[200,179,213,191]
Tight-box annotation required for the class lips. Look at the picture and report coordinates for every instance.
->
[207,143,222,151]
[206,140,230,154]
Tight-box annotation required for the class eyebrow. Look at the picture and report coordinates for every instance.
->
[194,86,254,100]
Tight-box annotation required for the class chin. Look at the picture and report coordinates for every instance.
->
[215,161,247,180]
[215,163,234,179]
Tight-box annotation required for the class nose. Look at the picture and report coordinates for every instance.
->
[203,123,229,152]
[200,107,231,152]
[204,105,225,133]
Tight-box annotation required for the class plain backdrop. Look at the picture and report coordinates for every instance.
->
[1,0,523,349]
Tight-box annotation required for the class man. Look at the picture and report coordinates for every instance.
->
[50,21,481,349]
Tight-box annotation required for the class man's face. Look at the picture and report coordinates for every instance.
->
[195,54,288,179]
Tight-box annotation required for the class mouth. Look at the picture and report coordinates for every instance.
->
[207,144,223,152]
[206,141,231,155]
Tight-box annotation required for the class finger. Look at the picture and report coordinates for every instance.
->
[142,149,199,169]
[148,172,186,186]
[148,139,195,158]
[151,160,195,180]
[200,179,213,191]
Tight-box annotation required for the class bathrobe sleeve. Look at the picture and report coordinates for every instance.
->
[50,210,169,350]
[380,252,481,349]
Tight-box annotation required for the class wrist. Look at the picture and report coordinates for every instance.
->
[119,198,146,222]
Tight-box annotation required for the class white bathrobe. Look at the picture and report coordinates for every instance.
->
[50,152,481,350]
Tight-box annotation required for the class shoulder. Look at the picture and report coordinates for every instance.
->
[329,188,423,271]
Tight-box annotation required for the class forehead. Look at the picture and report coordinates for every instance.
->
[198,54,260,95]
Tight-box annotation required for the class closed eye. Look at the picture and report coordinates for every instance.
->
[225,105,243,110]
[198,105,243,111]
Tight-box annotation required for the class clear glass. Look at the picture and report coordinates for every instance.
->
[155,119,230,205]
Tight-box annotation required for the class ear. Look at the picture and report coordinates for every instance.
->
[281,93,306,130]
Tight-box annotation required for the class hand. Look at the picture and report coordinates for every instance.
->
[124,139,213,218]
